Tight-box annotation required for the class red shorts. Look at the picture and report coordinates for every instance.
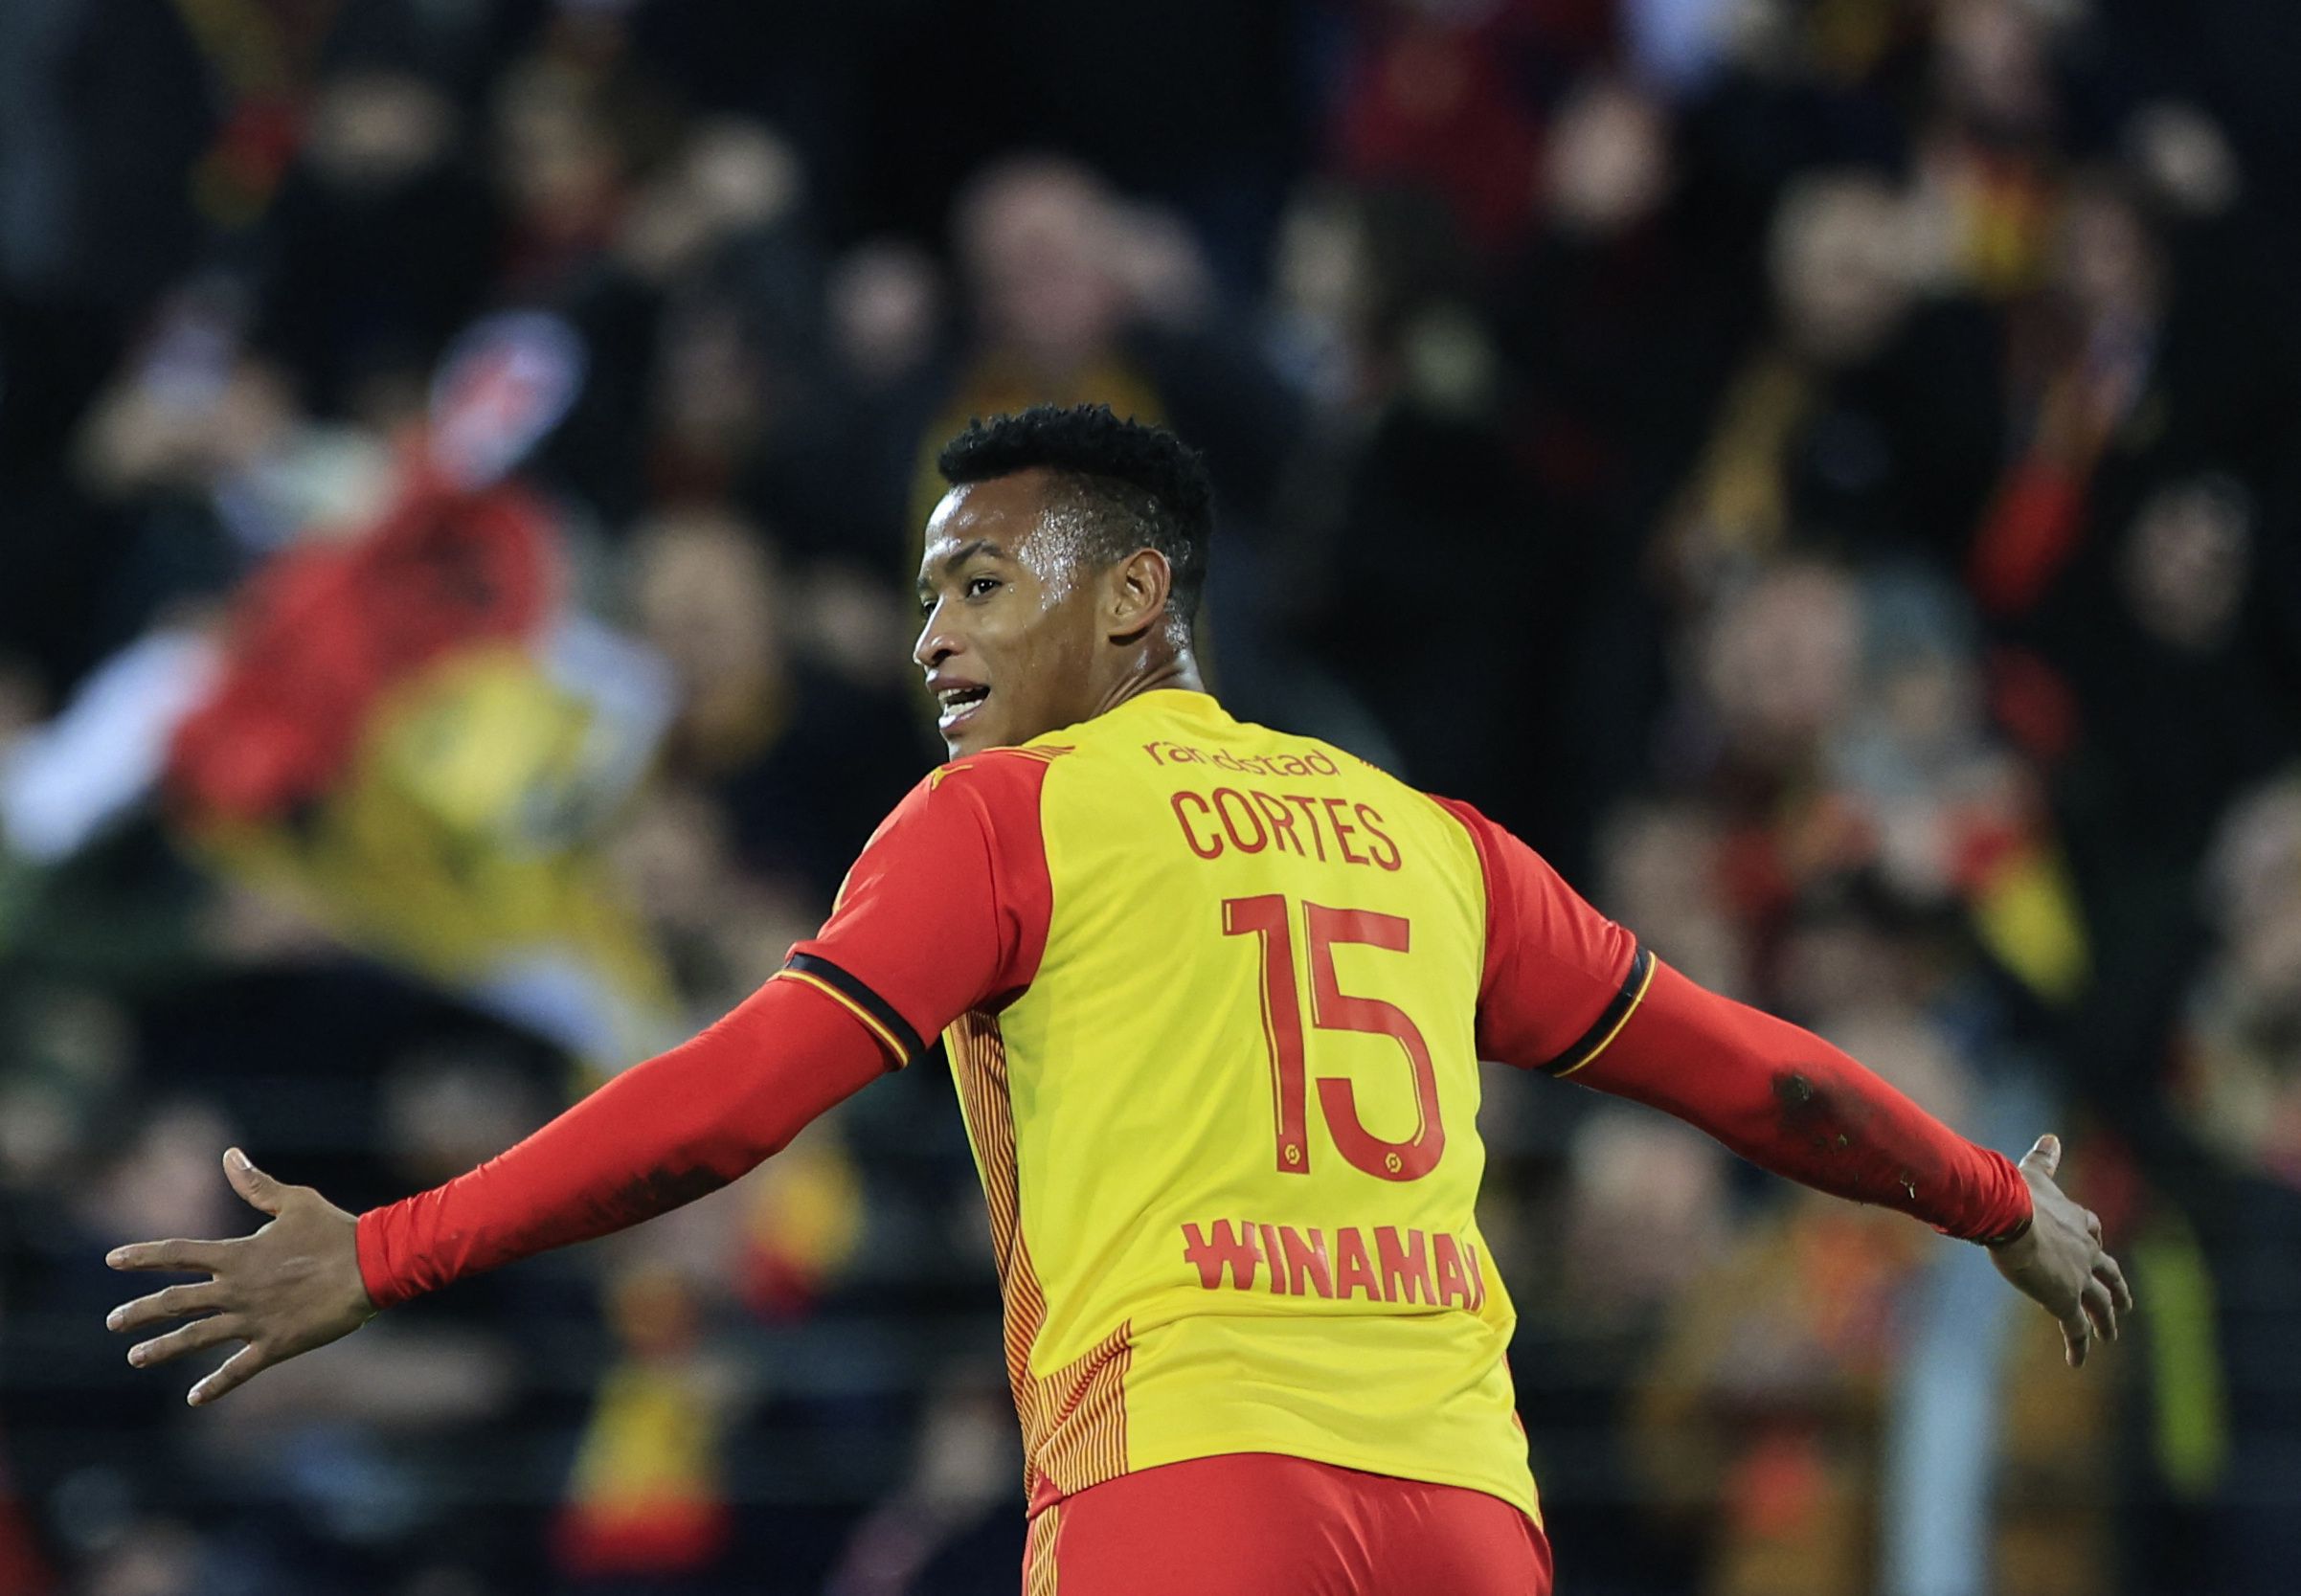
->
[1021,1453,1554,1596]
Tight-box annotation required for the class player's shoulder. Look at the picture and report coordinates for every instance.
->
[850,747,1061,870]
[930,742,1074,788]
[895,744,1071,828]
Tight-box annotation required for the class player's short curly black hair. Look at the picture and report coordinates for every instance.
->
[936,404,1213,629]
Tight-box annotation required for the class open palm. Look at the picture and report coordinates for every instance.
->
[105,1148,375,1405]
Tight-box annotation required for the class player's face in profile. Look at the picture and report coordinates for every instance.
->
[914,472,1106,755]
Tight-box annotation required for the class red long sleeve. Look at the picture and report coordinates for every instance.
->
[1571,959,2033,1242]
[1434,794,2030,1243]
[355,975,888,1308]
[356,753,1058,1311]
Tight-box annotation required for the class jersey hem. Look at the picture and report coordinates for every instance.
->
[1051,1436,1543,1529]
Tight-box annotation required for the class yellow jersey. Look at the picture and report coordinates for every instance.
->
[784,689,1647,1524]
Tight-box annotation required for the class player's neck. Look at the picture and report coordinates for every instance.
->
[1089,649,1206,722]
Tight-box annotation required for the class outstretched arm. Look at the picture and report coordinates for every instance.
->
[109,750,1057,1405]
[105,975,887,1405]
[356,974,888,1305]
[1569,955,2032,1241]
[1437,794,2134,1366]
[1569,957,2130,1364]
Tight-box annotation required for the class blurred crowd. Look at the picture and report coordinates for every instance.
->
[4,1,2301,1593]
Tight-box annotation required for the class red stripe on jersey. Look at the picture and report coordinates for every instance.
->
[948,1011,1133,1515]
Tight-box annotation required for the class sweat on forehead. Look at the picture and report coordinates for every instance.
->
[923,475,1132,578]
[1022,486,1106,571]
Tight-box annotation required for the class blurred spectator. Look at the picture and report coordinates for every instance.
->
[908,153,1298,545]
[260,69,497,419]
[2133,767,2301,1594]
[1909,0,2069,303]
[623,507,924,910]
[1658,169,2000,605]
[2180,774,2301,1187]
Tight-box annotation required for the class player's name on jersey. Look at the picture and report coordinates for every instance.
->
[1168,786,1404,868]
[1140,739,1341,778]
[1182,1218,1488,1312]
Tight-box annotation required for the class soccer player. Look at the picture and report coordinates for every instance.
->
[109,405,2130,1595]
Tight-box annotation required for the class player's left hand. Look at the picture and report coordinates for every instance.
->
[1986,1133,2134,1368]
[104,1147,376,1405]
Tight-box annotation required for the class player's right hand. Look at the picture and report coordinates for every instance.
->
[103,1147,377,1405]
[1986,1134,2134,1368]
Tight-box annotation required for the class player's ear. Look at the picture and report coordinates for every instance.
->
[1105,547,1173,642]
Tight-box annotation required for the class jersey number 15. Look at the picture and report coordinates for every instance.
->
[1222,894,1443,1182]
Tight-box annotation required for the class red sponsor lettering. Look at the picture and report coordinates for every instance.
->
[1279,1226,1332,1298]
[1375,1225,1434,1305]
[1258,1224,1289,1293]
[1182,1220,1259,1290]
[1432,1232,1469,1308]
[1333,1226,1380,1301]
[1143,741,1342,776]
[1185,1218,1488,1310]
